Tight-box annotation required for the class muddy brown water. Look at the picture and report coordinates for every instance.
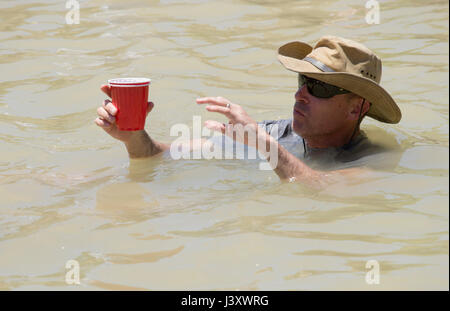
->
[0,0,448,290]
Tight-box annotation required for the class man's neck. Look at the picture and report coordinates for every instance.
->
[303,128,361,149]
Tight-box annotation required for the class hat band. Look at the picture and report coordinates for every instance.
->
[303,57,335,72]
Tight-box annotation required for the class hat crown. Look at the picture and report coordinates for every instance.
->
[307,36,382,83]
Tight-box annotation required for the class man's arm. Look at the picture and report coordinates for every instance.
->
[96,84,174,158]
[257,129,367,188]
[123,130,169,158]
[257,130,330,187]
[197,96,366,188]
[96,99,207,159]
[95,87,211,159]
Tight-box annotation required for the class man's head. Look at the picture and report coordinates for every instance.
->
[292,74,370,146]
[278,35,401,129]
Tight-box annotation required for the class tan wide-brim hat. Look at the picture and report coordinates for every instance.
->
[278,35,401,124]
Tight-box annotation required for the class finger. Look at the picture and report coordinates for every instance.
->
[205,105,231,115]
[204,120,226,134]
[97,106,116,123]
[100,84,112,98]
[146,101,154,115]
[94,117,112,129]
[102,99,110,109]
[196,97,230,107]
[103,100,118,116]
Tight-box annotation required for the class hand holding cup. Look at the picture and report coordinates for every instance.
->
[95,80,154,143]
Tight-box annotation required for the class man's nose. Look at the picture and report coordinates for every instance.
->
[295,85,308,102]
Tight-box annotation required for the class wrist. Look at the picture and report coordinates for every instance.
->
[124,130,152,158]
[123,130,146,144]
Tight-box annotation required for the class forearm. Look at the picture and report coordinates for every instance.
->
[124,130,170,158]
[257,130,326,187]
[273,143,319,181]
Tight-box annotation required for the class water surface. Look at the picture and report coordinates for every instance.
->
[0,0,448,290]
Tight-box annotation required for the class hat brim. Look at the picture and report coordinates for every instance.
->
[278,42,401,124]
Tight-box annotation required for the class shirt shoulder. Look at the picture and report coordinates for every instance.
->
[258,119,293,140]
[258,119,306,159]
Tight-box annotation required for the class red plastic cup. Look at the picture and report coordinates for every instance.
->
[108,78,151,131]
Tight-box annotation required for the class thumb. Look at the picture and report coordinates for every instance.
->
[146,101,154,115]
[100,84,112,98]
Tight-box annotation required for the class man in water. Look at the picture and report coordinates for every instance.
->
[95,35,401,187]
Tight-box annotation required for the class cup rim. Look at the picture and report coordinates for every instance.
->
[108,77,151,87]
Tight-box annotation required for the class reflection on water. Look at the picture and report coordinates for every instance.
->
[0,0,448,290]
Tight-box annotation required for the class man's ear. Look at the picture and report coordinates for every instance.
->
[348,95,364,120]
[360,99,371,117]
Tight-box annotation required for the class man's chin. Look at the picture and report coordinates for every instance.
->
[292,119,304,136]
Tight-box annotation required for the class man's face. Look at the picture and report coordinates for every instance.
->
[292,84,357,139]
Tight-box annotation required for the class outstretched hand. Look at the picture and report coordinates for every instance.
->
[196,96,259,146]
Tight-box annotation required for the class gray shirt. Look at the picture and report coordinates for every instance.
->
[205,119,385,171]
[259,119,383,170]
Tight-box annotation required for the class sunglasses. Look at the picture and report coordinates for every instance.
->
[298,74,350,98]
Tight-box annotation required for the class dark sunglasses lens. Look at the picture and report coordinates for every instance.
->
[298,74,306,88]
[308,81,331,98]
[298,74,348,98]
